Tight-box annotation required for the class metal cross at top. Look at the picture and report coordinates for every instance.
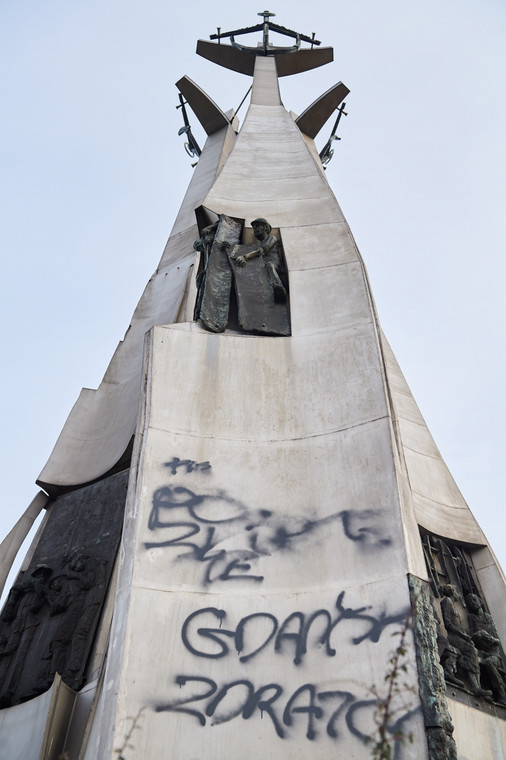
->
[258,9,276,49]
[210,10,321,54]
[258,10,276,22]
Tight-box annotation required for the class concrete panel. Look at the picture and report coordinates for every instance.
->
[148,324,388,441]
[174,263,197,324]
[301,129,329,176]
[404,447,473,513]
[281,222,358,271]
[204,106,343,229]
[157,228,197,277]
[397,416,442,459]
[39,675,76,760]
[63,680,98,760]
[0,688,53,760]
[206,195,343,230]
[209,167,330,201]
[412,491,485,543]
[387,373,423,424]
[134,420,406,594]
[77,263,440,758]
[288,261,373,336]
[381,333,486,544]
[448,697,506,759]
[96,322,426,758]
[251,57,281,106]
[390,429,430,579]
[111,578,425,759]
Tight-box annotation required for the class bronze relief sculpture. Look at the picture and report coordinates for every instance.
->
[194,215,290,336]
[421,534,506,707]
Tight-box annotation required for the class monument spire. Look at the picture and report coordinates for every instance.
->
[0,13,505,760]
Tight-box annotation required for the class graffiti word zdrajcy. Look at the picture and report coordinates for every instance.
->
[154,675,419,744]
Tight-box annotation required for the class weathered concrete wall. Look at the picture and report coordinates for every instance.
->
[382,333,486,545]
[448,697,506,759]
[89,323,427,759]
[0,688,53,760]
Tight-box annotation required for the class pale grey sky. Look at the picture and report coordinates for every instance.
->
[1,0,505,594]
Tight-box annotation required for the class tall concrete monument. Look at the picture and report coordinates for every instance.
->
[1,13,505,760]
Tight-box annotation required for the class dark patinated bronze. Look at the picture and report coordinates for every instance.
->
[193,220,219,321]
[421,532,506,708]
[408,575,458,760]
[466,593,506,704]
[177,93,201,160]
[197,214,242,333]
[194,215,290,336]
[0,469,127,707]
[439,584,492,698]
[319,101,348,166]
[230,218,289,335]
[209,12,321,55]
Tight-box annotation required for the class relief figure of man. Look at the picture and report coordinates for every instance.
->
[195,215,290,336]
[439,584,491,698]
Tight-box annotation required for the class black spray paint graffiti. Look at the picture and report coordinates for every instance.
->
[181,593,410,665]
[164,458,212,475]
[152,592,416,746]
[145,461,392,586]
[147,459,413,747]
[154,675,420,746]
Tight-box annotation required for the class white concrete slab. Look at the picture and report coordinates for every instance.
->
[84,294,430,759]
[203,106,343,229]
[147,324,388,441]
[0,688,53,760]
[381,332,486,544]
[281,221,359,271]
[448,697,506,759]
[288,262,373,335]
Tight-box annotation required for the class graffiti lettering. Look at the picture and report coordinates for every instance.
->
[145,459,414,749]
[145,484,392,586]
[181,593,409,665]
[154,675,419,744]
[164,457,212,475]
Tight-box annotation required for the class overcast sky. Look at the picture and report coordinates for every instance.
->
[1,0,505,596]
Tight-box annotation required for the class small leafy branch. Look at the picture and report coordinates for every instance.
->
[115,706,146,760]
[368,614,416,760]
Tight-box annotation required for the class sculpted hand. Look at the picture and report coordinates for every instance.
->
[234,255,246,266]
